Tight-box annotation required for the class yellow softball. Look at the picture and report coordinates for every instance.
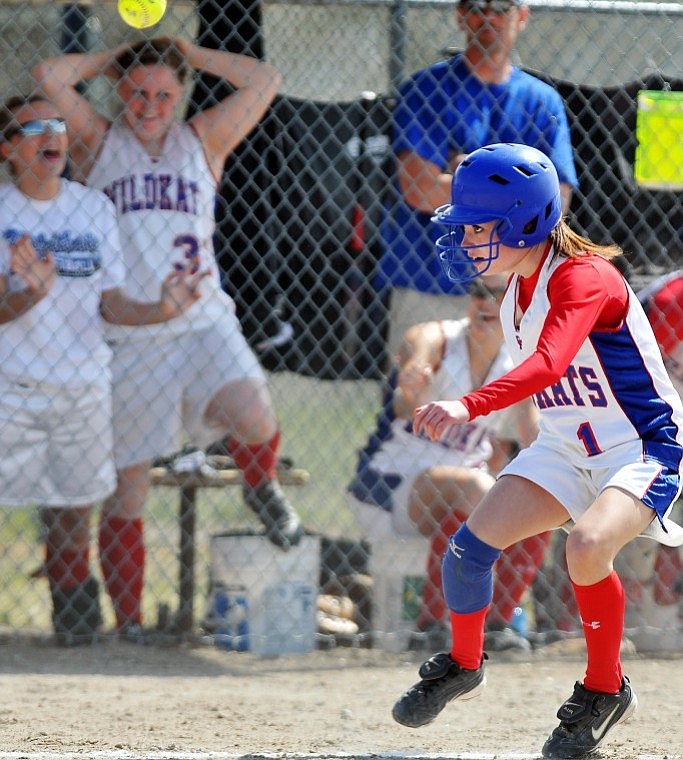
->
[118,0,167,29]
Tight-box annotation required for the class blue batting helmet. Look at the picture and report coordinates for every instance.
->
[433,143,562,282]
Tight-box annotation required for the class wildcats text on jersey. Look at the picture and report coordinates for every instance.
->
[534,364,607,410]
[103,173,200,216]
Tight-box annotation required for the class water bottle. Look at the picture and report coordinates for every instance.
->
[510,606,528,637]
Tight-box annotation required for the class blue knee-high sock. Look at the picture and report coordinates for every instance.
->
[442,523,502,614]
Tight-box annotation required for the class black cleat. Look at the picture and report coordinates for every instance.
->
[392,651,486,728]
[51,576,102,647]
[243,480,304,550]
[542,677,637,758]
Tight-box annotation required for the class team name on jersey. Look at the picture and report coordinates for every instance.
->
[534,363,608,410]
[3,228,102,278]
[103,173,200,216]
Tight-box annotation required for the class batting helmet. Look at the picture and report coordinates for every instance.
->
[433,143,562,282]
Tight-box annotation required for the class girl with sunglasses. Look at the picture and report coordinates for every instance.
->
[0,94,203,645]
[392,142,683,759]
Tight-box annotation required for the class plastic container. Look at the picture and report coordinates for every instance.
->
[208,532,320,656]
[370,536,427,652]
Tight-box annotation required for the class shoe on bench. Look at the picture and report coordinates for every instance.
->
[392,651,487,728]
[243,480,304,550]
[542,676,637,758]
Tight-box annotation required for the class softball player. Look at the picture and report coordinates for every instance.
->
[0,95,201,645]
[34,38,303,641]
[392,143,683,759]
[348,274,542,650]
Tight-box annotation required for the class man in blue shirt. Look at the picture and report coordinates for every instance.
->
[376,0,578,357]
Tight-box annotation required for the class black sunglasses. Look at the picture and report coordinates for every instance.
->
[468,281,507,302]
[5,118,67,141]
[459,0,519,14]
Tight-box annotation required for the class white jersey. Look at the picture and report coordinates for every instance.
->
[88,121,235,341]
[500,253,683,471]
[349,318,514,512]
[0,180,124,386]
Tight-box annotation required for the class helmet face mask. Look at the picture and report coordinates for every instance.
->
[436,218,502,282]
[432,143,562,283]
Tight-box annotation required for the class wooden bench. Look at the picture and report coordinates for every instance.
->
[149,456,310,637]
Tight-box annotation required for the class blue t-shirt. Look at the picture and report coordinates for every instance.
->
[376,55,578,295]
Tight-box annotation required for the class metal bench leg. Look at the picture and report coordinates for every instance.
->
[175,483,197,636]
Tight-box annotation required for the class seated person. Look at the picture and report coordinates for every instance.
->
[348,274,545,650]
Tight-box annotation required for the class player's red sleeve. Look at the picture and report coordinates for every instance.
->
[462,256,628,419]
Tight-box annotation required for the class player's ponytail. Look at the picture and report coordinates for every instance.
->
[550,220,623,262]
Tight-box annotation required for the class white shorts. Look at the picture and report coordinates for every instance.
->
[110,313,265,469]
[0,378,115,507]
[502,437,683,547]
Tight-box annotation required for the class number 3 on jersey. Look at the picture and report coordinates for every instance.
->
[173,233,200,273]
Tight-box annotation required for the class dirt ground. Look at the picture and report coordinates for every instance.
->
[1,640,681,759]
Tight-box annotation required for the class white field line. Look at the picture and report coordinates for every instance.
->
[0,753,678,760]
[0,754,538,760]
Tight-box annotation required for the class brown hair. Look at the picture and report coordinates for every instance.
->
[115,38,191,85]
[550,219,623,261]
[0,94,49,142]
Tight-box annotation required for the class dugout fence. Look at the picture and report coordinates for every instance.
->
[0,0,681,652]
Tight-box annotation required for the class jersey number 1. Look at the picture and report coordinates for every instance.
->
[577,421,602,457]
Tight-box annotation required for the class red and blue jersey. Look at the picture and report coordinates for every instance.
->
[463,250,683,473]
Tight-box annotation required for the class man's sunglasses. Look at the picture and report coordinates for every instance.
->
[468,281,507,302]
[5,118,67,140]
[459,0,519,14]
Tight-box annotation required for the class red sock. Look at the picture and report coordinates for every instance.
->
[654,546,683,605]
[417,511,468,630]
[228,431,279,488]
[449,606,489,670]
[572,571,624,693]
[99,515,145,630]
[489,532,552,626]
[45,544,90,591]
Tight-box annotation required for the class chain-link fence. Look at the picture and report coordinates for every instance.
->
[0,0,682,654]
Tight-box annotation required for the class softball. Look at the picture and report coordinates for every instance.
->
[118,0,167,29]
